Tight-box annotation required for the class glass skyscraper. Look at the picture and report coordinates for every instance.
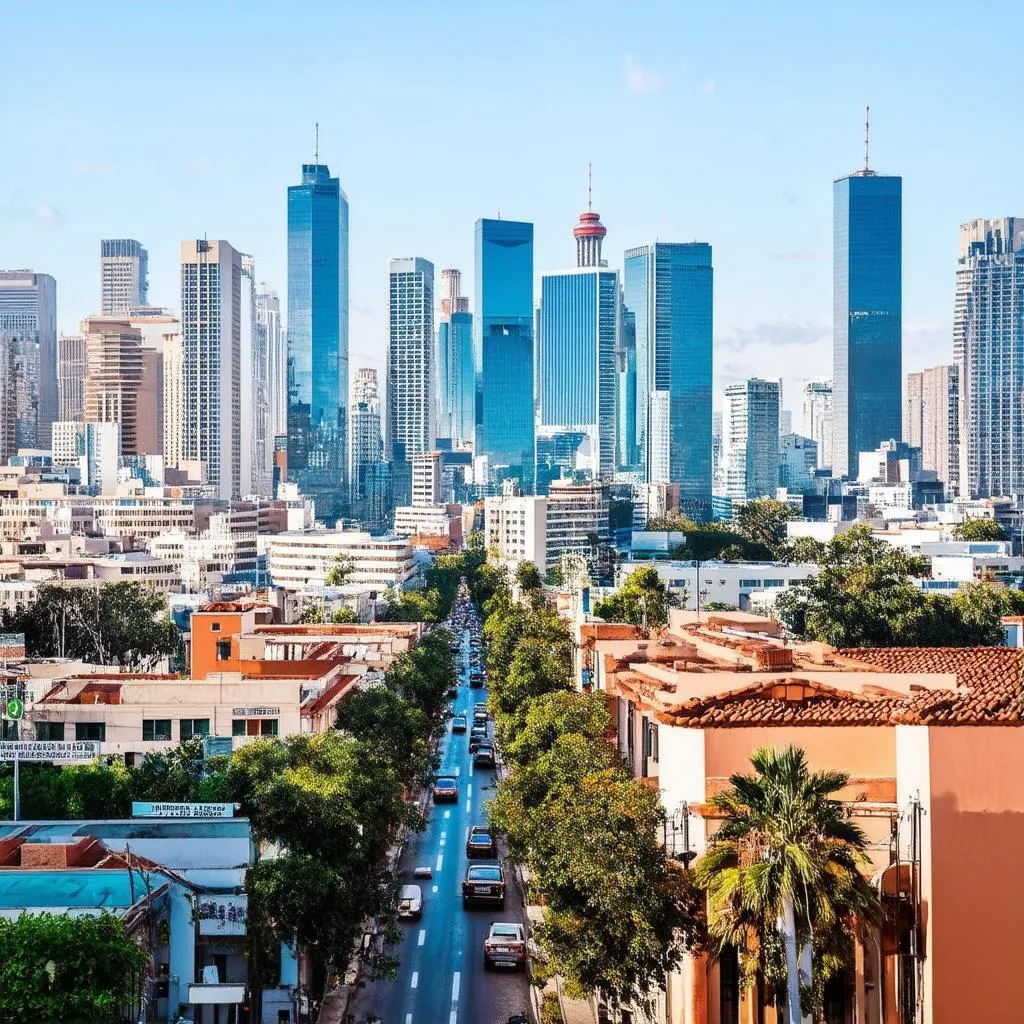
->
[623,242,713,514]
[832,171,902,478]
[474,218,534,490]
[287,163,349,522]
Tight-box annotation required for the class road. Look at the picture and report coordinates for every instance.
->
[349,614,530,1024]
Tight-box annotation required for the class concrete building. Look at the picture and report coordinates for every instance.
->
[545,479,609,568]
[163,330,184,471]
[778,432,819,494]
[81,316,143,455]
[265,530,416,590]
[801,379,833,470]
[56,333,86,422]
[411,449,441,507]
[484,493,547,574]
[99,238,148,315]
[350,368,384,523]
[180,240,243,500]
[392,504,462,544]
[718,378,780,500]
[905,364,958,494]
[256,284,285,468]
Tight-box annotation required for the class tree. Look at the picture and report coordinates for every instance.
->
[379,588,441,623]
[593,566,670,630]
[695,746,881,1023]
[502,690,610,767]
[515,560,543,592]
[325,554,354,586]
[779,535,827,565]
[0,912,149,1023]
[952,517,1007,542]
[383,629,455,721]
[645,512,694,532]
[734,498,795,554]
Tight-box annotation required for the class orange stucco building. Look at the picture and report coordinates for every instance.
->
[581,610,1024,1024]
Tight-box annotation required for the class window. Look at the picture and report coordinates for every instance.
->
[180,718,210,740]
[261,719,279,736]
[739,579,761,588]
[762,578,785,588]
[210,622,221,632]
[76,722,106,742]
[143,719,172,742]
[35,721,65,741]
[216,640,231,661]
[233,718,279,737]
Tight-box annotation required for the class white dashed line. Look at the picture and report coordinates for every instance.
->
[467,784,473,797]
[464,826,470,841]
[444,810,451,819]
[418,929,426,946]
[468,762,474,776]
[451,972,461,1002]
[454,766,461,777]
[465,800,471,813]
[406,1015,413,1024]
[435,853,444,871]
[441,830,447,839]
[410,972,418,989]
[432,885,438,893]
[440,837,446,847]
[449,1012,457,1024]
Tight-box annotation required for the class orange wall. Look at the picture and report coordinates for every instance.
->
[926,727,1024,1024]
[190,612,246,679]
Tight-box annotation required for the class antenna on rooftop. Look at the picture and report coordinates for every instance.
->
[864,106,870,173]
[587,162,593,212]
[315,122,319,166]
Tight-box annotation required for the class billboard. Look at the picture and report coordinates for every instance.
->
[0,740,100,762]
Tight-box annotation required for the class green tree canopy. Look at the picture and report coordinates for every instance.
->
[593,565,671,630]
[734,498,796,553]
[515,560,543,592]
[379,588,442,623]
[502,690,610,767]
[325,553,355,586]
[952,517,1008,542]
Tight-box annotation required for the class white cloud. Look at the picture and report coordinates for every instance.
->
[0,196,65,227]
[718,319,829,353]
[694,78,717,96]
[625,54,666,96]
[33,202,64,225]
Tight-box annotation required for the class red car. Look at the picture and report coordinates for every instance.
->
[433,776,458,803]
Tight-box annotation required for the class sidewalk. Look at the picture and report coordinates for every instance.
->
[557,980,598,1024]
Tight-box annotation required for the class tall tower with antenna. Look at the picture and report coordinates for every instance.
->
[573,164,607,268]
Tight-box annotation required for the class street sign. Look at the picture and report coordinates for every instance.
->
[4,699,23,720]
[132,801,236,819]
[0,740,100,762]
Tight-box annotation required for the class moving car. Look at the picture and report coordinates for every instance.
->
[433,776,458,803]
[462,862,506,907]
[470,672,484,688]
[465,825,496,858]
[483,922,526,970]
[474,702,489,717]
[473,744,496,769]
[397,884,423,920]
[451,714,468,733]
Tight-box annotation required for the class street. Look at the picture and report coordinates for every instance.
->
[349,615,531,1024]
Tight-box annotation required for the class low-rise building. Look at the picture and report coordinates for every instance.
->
[483,493,547,574]
[265,530,416,591]
[392,503,463,545]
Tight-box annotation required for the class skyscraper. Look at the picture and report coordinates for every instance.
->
[82,316,144,455]
[801,379,834,470]
[955,217,1024,498]
[718,378,780,500]
[905,364,959,493]
[57,334,86,422]
[623,242,713,514]
[257,285,286,446]
[0,270,57,447]
[475,218,534,489]
[386,258,435,462]
[287,162,350,521]
[536,202,619,482]
[350,367,384,521]
[239,254,270,496]
[180,239,243,500]
[832,132,902,478]
[100,239,149,315]
[437,269,474,447]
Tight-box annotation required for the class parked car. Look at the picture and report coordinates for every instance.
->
[473,744,496,769]
[433,776,458,803]
[470,672,484,688]
[469,726,488,752]
[465,825,496,858]
[397,884,423,919]
[483,922,526,970]
[462,862,506,907]
[451,714,468,733]
[474,702,489,717]
[472,713,489,731]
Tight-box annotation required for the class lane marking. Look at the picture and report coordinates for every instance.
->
[406,1016,413,1024]
[465,800,471,813]
[440,837,446,847]
[451,972,461,1002]
[444,810,451,819]
[454,766,461,777]
[441,831,447,839]
[449,1012,457,1024]
[467,784,472,797]
[432,885,438,893]
[410,972,418,989]
[468,762,474,776]
[418,929,426,947]
[435,853,444,871]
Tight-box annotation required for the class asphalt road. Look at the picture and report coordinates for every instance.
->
[349,617,530,1024]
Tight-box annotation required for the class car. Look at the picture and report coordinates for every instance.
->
[473,744,496,769]
[451,714,468,733]
[397,884,423,920]
[483,922,526,970]
[433,776,458,803]
[474,702,489,717]
[465,825,496,858]
[472,711,489,729]
[462,862,506,907]
[469,726,488,753]
[470,673,484,688]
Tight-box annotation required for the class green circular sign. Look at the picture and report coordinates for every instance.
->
[5,698,23,720]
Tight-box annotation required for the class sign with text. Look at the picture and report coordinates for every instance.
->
[196,894,248,936]
[132,802,236,819]
[0,740,100,761]
[231,706,279,717]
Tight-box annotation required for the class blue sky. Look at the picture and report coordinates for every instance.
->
[2,0,1021,413]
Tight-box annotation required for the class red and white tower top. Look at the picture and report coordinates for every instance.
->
[573,164,607,268]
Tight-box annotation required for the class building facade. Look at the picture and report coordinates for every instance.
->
[905,363,959,494]
[256,285,286,451]
[718,378,780,500]
[778,433,819,494]
[265,530,416,590]
[954,217,1024,498]
[801,378,833,470]
[287,163,350,521]
[483,493,547,573]
[350,368,383,520]
[57,334,86,422]
[545,479,609,568]
[82,316,144,456]
[437,268,473,447]
[832,170,902,478]
[100,239,149,315]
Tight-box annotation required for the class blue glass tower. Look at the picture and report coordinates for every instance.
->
[287,163,349,521]
[474,218,534,490]
[832,170,902,478]
[623,242,713,514]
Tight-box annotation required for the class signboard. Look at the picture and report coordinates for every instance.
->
[196,894,248,936]
[5,699,23,720]
[231,706,279,717]
[0,634,25,659]
[132,802,236,819]
[0,740,100,761]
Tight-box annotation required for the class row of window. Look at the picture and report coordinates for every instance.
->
[32,717,277,743]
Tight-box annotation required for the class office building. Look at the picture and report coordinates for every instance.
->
[832,146,902,478]
[57,334,86,422]
[386,258,435,461]
[0,270,57,448]
[126,309,179,459]
[350,368,383,520]
[905,364,959,494]
[623,243,713,514]
[100,239,149,315]
[265,530,416,590]
[484,493,547,573]
[411,450,441,507]
[779,433,819,494]
[257,285,286,446]
[475,218,534,489]
[617,313,638,469]
[719,378,780,500]
[162,332,184,472]
[437,268,474,447]
[287,162,350,521]
[81,317,143,456]
[545,479,609,568]
[537,204,619,482]
[801,379,834,470]
[180,239,243,500]
[238,254,269,497]
[955,217,1024,498]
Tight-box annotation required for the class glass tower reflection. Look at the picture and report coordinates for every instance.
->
[287,163,349,522]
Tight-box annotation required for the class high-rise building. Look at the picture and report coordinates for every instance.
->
[257,285,286,446]
[238,254,269,496]
[100,239,149,315]
[801,380,834,470]
[832,138,902,478]
[475,218,534,490]
[180,239,243,499]
[617,307,638,469]
[0,270,57,448]
[349,368,383,520]
[82,317,144,455]
[719,378,780,500]
[955,217,1024,497]
[537,203,619,482]
[623,242,713,514]
[57,334,86,422]
[779,433,819,494]
[287,162,350,521]
[386,258,435,462]
[125,308,179,459]
[905,364,959,493]
[163,331,184,471]
[411,450,442,507]
[437,268,474,447]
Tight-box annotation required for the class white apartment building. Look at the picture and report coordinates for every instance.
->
[545,480,609,568]
[411,450,441,506]
[719,378,780,500]
[265,530,416,591]
[393,505,455,538]
[649,390,671,484]
[100,239,148,316]
[56,334,86,422]
[162,330,184,470]
[484,494,547,573]
[801,379,833,470]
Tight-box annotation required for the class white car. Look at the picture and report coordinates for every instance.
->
[398,884,423,920]
[483,921,526,970]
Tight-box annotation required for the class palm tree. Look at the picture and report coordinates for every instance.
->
[695,745,881,1024]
